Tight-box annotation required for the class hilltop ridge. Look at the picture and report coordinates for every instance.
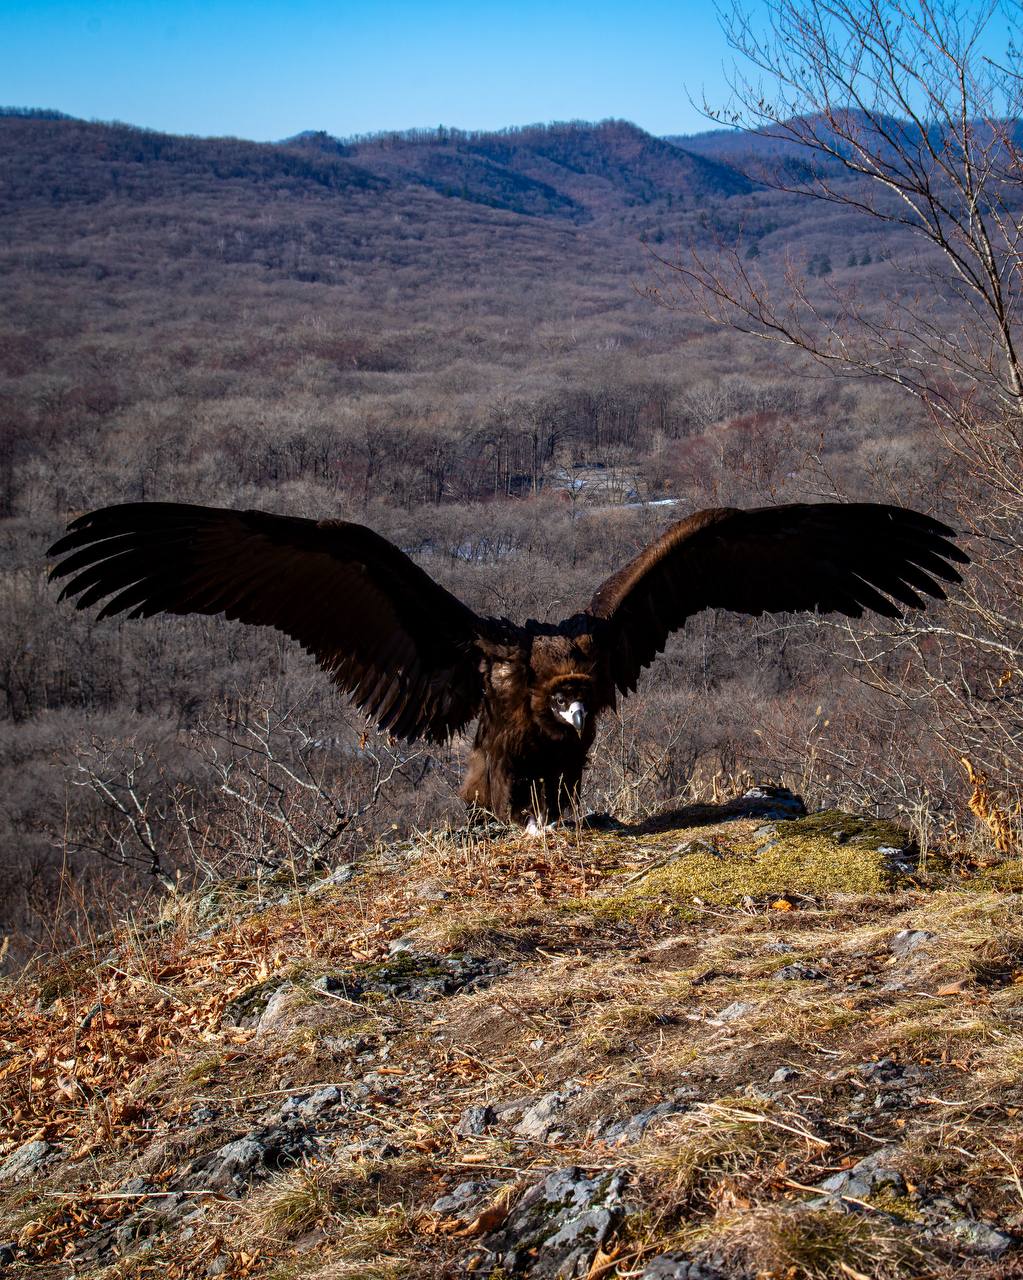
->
[2,791,1021,1278]
[0,113,750,222]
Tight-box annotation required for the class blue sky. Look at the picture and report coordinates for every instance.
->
[0,0,732,140]
[4,1,1016,143]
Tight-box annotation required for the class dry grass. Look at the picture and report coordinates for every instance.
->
[712,1203,921,1279]
[3,808,1022,1278]
[635,1097,801,1209]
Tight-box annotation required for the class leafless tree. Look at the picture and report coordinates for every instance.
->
[657,0,1023,421]
[69,738,180,892]
[67,698,433,896]
[648,0,1023,832]
[189,699,430,872]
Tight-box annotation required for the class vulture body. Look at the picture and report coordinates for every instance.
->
[49,501,968,826]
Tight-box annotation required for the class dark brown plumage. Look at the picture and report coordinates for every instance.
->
[49,501,968,826]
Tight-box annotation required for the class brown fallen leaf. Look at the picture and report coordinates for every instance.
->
[586,1245,621,1279]
[453,1202,510,1237]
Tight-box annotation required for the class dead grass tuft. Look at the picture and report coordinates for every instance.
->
[713,1203,919,1279]
[634,1096,826,1211]
[260,1164,353,1238]
[961,757,1019,855]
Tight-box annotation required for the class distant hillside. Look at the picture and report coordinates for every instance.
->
[669,110,1023,181]
[666,117,868,181]
[0,114,383,213]
[296,118,755,219]
[0,105,77,121]
[0,112,750,224]
[332,125,584,220]
[668,124,819,161]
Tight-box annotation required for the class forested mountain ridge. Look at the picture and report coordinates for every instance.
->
[3,113,751,222]
[329,118,754,216]
[0,113,384,212]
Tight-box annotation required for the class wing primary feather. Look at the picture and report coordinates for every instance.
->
[49,500,492,744]
[584,502,969,700]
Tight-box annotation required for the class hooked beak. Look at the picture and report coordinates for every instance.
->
[558,700,587,735]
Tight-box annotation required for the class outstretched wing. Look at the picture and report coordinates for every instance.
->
[49,502,491,742]
[587,503,968,696]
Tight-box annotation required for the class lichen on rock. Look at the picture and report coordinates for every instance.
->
[470,1166,630,1278]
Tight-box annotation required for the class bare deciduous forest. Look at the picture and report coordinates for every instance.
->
[0,94,1014,969]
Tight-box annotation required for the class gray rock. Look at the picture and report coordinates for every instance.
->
[118,1177,151,1195]
[948,1215,1013,1256]
[890,929,935,958]
[815,1147,905,1203]
[601,1100,687,1145]
[641,1254,720,1280]
[279,1086,345,1120]
[515,1084,582,1142]
[456,1104,496,1137]
[310,973,361,999]
[477,1166,629,1277]
[191,1119,318,1192]
[254,983,301,1036]
[770,1067,799,1083]
[855,1058,918,1085]
[414,879,451,901]
[880,847,916,874]
[740,785,806,819]
[222,977,293,1028]
[490,1095,530,1123]
[204,1136,265,1188]
[0,1139,52,1181]
[773,963,826,982]
[149,1191,188,1221]
[715,1001,753,1022]
[433,1178,501,1221]
[318,951,506,1003]
[920,1197,1014,1257]
[308,863,355,893]
[114,1213,149,1248]
[0,1242,17,1265]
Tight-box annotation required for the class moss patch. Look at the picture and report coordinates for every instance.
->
[590,825,905,918]
[974,860,1023,892]
[767,808,912,851]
